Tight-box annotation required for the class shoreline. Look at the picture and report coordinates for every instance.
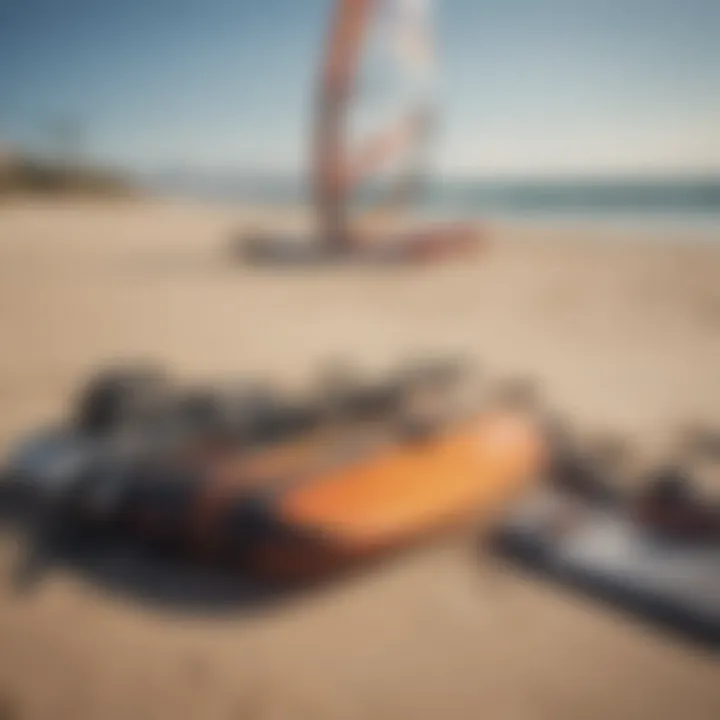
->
[4,195,719,243]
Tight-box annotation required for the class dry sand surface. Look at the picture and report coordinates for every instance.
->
[0,199,719,720]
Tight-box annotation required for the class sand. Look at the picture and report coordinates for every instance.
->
[0,199,719,720]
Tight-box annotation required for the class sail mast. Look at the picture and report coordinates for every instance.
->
[315,0,374,252]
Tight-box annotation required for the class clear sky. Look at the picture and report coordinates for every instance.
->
[1,0,718,176]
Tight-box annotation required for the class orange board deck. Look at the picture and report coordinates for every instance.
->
[279,411,545,550]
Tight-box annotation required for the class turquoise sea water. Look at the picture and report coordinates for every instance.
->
[143,172,720,224]
[427,177,720,220]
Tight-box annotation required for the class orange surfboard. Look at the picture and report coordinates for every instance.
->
[246,411,546,581]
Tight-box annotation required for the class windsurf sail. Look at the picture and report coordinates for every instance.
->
[314,0,437,251]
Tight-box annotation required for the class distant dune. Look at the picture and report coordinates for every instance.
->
[0,149,135,198]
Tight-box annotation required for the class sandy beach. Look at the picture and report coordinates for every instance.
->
[1,199,719,720]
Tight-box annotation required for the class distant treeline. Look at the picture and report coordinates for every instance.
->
[0,153,136,197]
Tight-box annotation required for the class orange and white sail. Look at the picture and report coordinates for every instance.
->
[392,0,436,77]
[314,0,437,251]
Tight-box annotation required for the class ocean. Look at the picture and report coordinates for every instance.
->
[142,172,720,225]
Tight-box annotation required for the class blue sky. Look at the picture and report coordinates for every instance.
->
[1,0,718,176]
